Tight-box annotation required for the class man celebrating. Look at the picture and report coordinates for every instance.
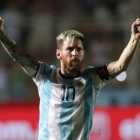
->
[0,16,140,140]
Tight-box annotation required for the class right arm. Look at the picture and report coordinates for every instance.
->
[0,17,39,78]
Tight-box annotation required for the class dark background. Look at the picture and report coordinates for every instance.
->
[0,0,140,105]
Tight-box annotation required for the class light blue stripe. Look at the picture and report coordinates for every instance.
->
[60,85,74,140]
[60,101,73,140]
[38,79,52,140]
[84,77,94,140]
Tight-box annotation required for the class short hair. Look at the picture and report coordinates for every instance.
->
[56,30,84,48]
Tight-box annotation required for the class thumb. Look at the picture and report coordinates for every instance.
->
[0,17,4,30]
[131,21,136,34]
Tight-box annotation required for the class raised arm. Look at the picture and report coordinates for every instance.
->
[107,18,140,77]
[0,17,39,78]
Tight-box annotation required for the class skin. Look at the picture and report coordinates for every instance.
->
[56,39,85,77]
[0,16,140,78]
[107,18,140,77]
[0,17,39,78]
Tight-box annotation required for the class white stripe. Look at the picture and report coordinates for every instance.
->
[72,87,85,140]
[48,85,62,140]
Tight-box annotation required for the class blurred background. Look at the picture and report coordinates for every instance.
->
[0,0,140,140]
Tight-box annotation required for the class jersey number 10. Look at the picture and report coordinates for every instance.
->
[62,86,75,101]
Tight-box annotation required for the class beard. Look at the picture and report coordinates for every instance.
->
[62,55,83,73]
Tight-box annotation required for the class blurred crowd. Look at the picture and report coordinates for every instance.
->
[0,0,140,105]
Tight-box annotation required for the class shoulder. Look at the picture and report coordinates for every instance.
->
[38,62,56,75]
[84,64,114,82]
[84,66,97,74]
[33,61,57,82]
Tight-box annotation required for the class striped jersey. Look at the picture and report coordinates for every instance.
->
[33,62,113,140]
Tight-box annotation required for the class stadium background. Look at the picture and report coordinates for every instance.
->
[0,0,140,139]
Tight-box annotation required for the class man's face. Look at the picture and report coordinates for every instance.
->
[57,38,85,73]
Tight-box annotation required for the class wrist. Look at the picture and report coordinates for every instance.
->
[131,33,140,41]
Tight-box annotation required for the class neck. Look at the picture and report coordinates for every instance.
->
[60,68,80,78]
[60,65,80,78]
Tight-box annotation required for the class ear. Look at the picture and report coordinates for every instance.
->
[56,49,62,60]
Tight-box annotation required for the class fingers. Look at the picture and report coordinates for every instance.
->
[136,18,140,22]
[135,19,140,32]
[135,18,140,27]
[132,18,140,32]
[0,16,4,24]
[135,18,140,26]
[0,16,4,27]
[137,26,140,32]
[132,18,140,25]
[132,18,140,27]
[0,16,4,30]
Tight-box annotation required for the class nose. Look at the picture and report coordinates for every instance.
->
[72,49,78,56]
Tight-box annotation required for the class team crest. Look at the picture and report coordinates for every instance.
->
[73,77,86,88]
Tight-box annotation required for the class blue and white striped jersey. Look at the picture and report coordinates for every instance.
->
[33,62,113,140]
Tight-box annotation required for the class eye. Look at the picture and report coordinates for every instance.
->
[77,48,82,51]
[67,48,73,51]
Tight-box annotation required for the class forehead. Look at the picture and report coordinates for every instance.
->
[63,38,83,48]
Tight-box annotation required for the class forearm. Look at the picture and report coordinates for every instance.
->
[0,29,39,77]
[0,29,24,65]
[108,35,139,77]
[107,19,140,77]
[117,34,139,70]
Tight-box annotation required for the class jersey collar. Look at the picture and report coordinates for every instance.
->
[59,70,81,79]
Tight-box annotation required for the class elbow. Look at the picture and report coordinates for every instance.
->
[108,61,128,77]
[112,63,127,77]
[118,64,128,73]
[122,66,128,72]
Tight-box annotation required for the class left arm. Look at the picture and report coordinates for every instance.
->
[107,18,140,77]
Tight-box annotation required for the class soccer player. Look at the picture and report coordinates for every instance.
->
[0,16,140,140]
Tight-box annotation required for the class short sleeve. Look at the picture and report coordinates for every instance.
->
[32,61,54,88]
[86,64,114,100]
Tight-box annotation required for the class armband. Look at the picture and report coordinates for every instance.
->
[97,64,114,82]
